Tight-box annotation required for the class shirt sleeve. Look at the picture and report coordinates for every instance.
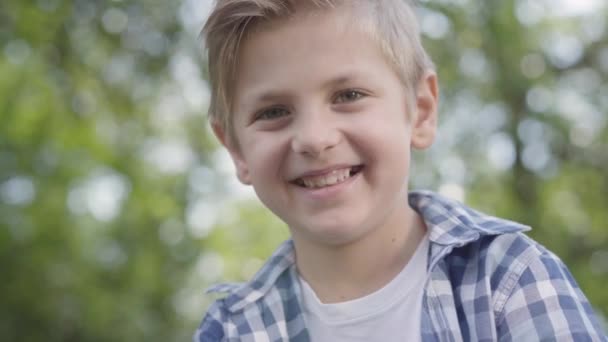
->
[193,300,227,342]
[496,249,607,341]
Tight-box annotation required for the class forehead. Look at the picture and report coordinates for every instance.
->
[243,6,357,56]
[232,8,394,99]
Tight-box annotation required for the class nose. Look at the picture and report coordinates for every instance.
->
[291,110,340,157]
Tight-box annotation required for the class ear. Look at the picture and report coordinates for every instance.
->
[410,71,439,150]
[211,121,252,185]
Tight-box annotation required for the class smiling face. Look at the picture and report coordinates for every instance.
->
[214,8,438,248]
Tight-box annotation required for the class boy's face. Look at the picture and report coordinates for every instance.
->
[215,9,438,247]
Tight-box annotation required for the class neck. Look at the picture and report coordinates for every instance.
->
[293,204,427,303]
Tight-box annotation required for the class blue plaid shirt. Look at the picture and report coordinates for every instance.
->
[195,191,607,341]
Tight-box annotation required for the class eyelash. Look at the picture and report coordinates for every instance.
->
[253,106,290,121]
[252,89,367,122]
[334,89,366,103]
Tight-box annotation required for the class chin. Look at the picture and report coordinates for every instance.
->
[298,219,370,246]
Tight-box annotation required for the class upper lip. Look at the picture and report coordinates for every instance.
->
[289,164,358,182]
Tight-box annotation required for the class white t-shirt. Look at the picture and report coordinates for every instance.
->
[298,234,429,342]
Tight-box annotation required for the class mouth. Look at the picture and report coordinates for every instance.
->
[291,165,364,189]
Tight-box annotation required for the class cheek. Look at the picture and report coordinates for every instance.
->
[353,115,411,151]
[243,137,287,179]
[352,119,412,179]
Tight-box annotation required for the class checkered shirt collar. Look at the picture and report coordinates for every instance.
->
[207,190,530,313]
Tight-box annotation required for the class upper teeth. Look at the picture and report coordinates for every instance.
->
[300,168,352,188]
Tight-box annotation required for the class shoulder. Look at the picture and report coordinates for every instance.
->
[472,228,607,340]
[495,237,607,340]
[193,240,300,341]
[440,232,607,340]
[193,298,231,342]
[193,283,245,342]
[411,191,606,339]
[194,271,304,342]
[202,239,296,310]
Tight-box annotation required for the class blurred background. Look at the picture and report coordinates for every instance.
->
[1,0,606,340]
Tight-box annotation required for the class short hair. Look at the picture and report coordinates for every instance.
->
[202,0,434,143]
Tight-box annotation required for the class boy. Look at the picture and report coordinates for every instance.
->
[195,0,607,340]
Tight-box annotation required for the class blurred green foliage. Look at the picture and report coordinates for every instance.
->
[0,0,606,340]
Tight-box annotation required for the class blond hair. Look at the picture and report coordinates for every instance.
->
[202,0,434,141]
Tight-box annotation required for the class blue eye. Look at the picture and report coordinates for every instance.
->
[255,107,289,121]
[335,90,365,103]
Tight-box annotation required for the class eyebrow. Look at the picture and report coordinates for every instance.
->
[321,72,368,90]
[245,72,366,105]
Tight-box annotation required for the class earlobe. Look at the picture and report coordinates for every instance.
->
[233,158,252,185]
[411,71,439,150]
[211,121,252,185]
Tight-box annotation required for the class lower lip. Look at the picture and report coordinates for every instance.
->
[292,171,360,200]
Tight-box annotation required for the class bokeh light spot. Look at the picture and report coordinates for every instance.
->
[0,176,36,206]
